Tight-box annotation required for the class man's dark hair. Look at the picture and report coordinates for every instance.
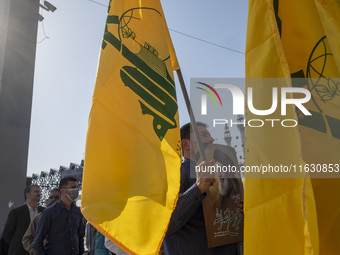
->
[180,122,208,140]
[59,177,78,189]
[24,185,40,201]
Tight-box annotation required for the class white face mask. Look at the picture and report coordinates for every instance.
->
[66,188,79,201]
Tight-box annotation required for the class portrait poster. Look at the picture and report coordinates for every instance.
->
[198,144,244,248]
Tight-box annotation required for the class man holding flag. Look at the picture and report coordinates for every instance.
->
[163,122,241,255]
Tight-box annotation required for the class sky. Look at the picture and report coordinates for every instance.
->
[27,0,248,176]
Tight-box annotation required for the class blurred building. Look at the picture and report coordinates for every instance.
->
[223,116,246,165]
[30,160,84,207]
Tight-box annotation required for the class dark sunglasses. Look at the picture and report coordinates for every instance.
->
[49,195,60,199]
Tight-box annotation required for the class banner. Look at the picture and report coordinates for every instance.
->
[81,1,181,254]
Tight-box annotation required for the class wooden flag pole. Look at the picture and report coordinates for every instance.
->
[176,69,207,162]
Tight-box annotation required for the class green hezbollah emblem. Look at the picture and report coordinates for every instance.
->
[291,37,340,140]
[102,6,178,141]
[273,0,340,140]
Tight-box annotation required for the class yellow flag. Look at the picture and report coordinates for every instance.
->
[245,0,340,254]
[287,1,340,253]
[81,1,181,254]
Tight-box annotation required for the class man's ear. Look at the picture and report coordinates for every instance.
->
[181,139,190,151]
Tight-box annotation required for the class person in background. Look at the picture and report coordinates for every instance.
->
[104,237,129,255]
[85,222,97,255]
[2,185,42,255]
[22,188,61,255]
[94,231,110,255]
[85,224,111,255]
[33,177,85,255]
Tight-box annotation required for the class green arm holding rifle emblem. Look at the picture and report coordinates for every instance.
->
[101,9,178,141]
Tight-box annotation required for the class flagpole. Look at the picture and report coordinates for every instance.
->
[176,69,207,162]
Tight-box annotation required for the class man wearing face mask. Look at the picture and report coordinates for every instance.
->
[33,177,85,255]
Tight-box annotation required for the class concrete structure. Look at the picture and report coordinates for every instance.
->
[0,0,40,232]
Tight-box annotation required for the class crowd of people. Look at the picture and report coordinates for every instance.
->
[0,122,243,255]
[0,177,88,255]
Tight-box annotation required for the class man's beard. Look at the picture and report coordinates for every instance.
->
[218,180,229,197]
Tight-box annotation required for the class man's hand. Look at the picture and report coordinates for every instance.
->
[196,160,216,194]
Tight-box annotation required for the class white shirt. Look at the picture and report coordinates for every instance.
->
[104,237,129,255]
[26,203,38,221]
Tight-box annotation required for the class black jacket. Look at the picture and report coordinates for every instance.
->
[2,204,43,255]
